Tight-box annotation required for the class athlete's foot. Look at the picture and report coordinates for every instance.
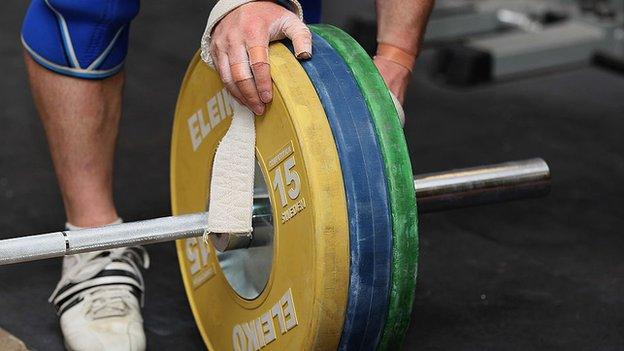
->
[49,247,149,351]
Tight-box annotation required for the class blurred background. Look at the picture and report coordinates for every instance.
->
[1,0,623,350]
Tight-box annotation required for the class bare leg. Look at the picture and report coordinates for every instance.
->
[24,53,123,227]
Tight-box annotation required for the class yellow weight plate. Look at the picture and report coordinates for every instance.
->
[170,44,349,351]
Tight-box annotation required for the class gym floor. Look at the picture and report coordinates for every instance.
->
[1,1,623,350]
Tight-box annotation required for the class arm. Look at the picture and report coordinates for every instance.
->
[374,0,434,103]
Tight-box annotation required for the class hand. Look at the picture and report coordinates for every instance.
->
[210,1,311,115]
[374,56,411,105]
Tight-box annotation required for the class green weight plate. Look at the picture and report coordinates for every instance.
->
[310,24,419,350]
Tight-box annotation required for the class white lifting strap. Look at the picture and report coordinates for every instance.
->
[205,99,256,235]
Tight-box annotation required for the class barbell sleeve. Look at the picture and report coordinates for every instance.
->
[414,158,550,212]
[0,158,550,265]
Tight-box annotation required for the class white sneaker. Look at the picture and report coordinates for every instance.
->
[49,247,150,351]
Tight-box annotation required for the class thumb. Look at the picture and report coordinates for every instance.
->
[277,15,312,59]
[389,91,405,127]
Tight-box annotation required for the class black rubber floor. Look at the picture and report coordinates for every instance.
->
[1,1,623,350]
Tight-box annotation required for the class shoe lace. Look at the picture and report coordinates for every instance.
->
[49,246,150,305]
[83,286,135,320]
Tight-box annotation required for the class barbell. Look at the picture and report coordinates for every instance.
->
[0,25,551,351]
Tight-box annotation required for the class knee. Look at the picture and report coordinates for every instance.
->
[47,0,140,26]
[22,0,140,79]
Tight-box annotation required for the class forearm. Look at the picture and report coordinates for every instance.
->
[375,0,434,55]
[373,0,433,104]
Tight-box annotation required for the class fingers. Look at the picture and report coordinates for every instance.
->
[229,46,265,115]
[280,16,312,59]
[248,46,272,104]
[212,48,245,105]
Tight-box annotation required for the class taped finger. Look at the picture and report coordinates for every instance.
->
[248,46,269,66]
[236,77,264,115]
[230,62,254,83]
[248,46,272,103]
[281,17,312,59]
[215,52,244,104]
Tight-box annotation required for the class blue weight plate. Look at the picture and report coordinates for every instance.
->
[286,34,393,350]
